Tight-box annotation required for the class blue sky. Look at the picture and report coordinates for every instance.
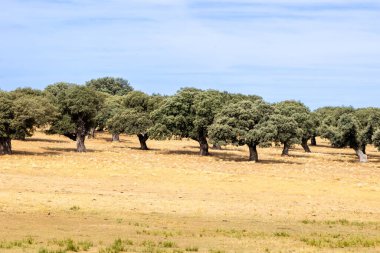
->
[1,0,380,109]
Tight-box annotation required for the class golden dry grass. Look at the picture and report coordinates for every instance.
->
[0,132,379,253]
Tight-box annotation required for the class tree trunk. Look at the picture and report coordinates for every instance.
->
[282,142,290,156]
[76,134,86,152]
[137,133,149,150]
[301,139,311,153]
[0,137,12,155]
[87,128,96,139]
[212,143,222,150]
[355,149,368,163]
[361,145,366,155]
[311,136,317,146]
[112,133,120,142]
[248,144,259,162]
[198,135,209,156]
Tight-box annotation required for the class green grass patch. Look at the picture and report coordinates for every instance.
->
[185,246,199,251]
[0,236,35,249]
[209,250,226,253]
[300,233,380,248]
[213,228,265,239]
[273,232,290,237]
[47,238,94,252]
[159,241,177,248]
[69,205,80,211]
[301,219,380,228]
[99,238,134,253]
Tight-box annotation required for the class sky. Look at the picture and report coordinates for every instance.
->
[1,0,380,109]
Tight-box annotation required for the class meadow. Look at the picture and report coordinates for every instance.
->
[0,132,379,253]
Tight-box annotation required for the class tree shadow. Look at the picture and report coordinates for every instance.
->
[311,144,334,148]
[161,149,201,156]
[315,151,354,157]
[367,152,380,158]
[12,150,60,156]
[43,147,98,153]
[257,159,303,165]
[283,153,313,158]
[161,149,303,164]
[95,136,132,143]
[369,157,380,163]
[24,138,69,144]
[182,145,201,149]
[309,150,380,163]
[129,147,160,151]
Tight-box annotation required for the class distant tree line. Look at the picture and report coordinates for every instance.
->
[1,77,380,163]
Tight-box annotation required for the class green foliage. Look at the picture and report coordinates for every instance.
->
[273,100,312,144]
[266,113,301,147]
[12,94,57,139]
[124,91,150,111]
[106,91,155,136]
[0,90,56,142]
[317,106,380,161]
[0,91,14,139]
[46,84,104,139]
[355,107,380,147]
[150,88,200,140]
[222,92,263,105]
[149,88,224,142]
[10,87,43,98]
[86,77,133,96]
[108,109,152,135]
[372,130,380,150]
[319,112,362,149]
[44,82,74,101]
[95,95,125,131]
[147,94,167,112]
[209,100,273,147]
[321,114,358,148]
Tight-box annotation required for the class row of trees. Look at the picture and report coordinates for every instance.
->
[1,77,380,163]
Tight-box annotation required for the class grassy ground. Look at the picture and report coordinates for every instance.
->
[0,132,379,253]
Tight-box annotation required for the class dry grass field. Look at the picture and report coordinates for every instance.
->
[0,132,379,253]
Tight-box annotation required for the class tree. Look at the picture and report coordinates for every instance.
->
[10,87,44,98]
[372,130,380,151]
[94,94,125,141]
[209,100,273,162]
[309,112,321,146]
[149,88,224,156]
[86,77,133,96]
[107,91,164,149]
[354,107,380,154]
[0,90,55,155]
[9,88,52,140]
[45,84,104,152]
[108,109,152,150]
[272,101,308,155]
[44,82,74,98]
[266,114,302,156]
[319,113,368,162]
[314,106,355,147]
[222,92,263,104]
